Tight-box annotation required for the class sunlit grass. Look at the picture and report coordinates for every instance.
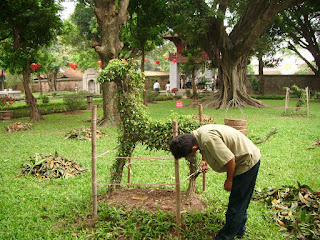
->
[0,99,319,239]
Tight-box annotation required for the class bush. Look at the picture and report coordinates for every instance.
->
[146,90,160,102]
[63,93,86,112]
[41,95,49,103]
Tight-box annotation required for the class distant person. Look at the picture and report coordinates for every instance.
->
[165,81,171,95]
[153,80,160,92]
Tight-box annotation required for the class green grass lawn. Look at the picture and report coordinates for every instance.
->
[0,98,319,239]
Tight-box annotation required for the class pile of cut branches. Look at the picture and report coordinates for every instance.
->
[253,183,320,239]
[21,152,87,179]
[64,127,105,140]
[5,122,33,132]
[191,114,214,123]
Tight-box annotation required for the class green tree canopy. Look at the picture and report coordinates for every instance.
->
[0,0,62,121]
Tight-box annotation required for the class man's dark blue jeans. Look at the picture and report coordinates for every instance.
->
[214,160,260,240]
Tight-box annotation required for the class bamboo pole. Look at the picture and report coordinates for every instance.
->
[285,87,290,113]
[306,87,309,118]
[91,105,98,218]
[198,103,203,125]
[172,121,181,226]
[203,171,207,192]
[128,157,132,184]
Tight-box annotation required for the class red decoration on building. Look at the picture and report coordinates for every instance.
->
[173,59,177,63]
[69,62,78,70]
[164,57,168,60]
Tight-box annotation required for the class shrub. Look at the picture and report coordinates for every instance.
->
[63,93,86,112]
[146,90,160,102]
[41,95,49,103]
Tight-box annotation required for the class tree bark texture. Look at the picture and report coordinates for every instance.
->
[22,66,44,122]
[185,155,199,199]
[92,0,129,123]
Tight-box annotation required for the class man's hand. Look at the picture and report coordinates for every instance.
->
[224,179,233,191]
[199,161,209,173]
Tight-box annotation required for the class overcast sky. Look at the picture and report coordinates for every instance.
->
[60,1,76,20]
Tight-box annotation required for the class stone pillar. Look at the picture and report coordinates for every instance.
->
[169,61,179,90]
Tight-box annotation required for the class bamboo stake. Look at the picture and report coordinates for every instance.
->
[128,157,131,184]
[306,87,309,118]
[91,105,98,218]
[203,171,207,192]
[198,103,203,125]
[285,87,290,113]
[172,121,181,226]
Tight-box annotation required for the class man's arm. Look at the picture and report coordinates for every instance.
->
[224,157,236,191]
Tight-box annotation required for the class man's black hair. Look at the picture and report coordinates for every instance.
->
[169,134,197,159]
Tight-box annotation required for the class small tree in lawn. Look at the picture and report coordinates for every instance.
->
[0,0,62,121]
[99,59,204,198]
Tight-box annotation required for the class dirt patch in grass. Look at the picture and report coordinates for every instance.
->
[102,188,206,213]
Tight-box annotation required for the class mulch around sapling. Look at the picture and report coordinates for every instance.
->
[101,188,207,213]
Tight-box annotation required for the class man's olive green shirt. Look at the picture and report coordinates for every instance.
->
[192,124,261,176]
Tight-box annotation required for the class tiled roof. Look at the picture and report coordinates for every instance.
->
[60,68,83,78]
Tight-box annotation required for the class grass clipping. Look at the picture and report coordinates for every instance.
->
[21,152,87,179]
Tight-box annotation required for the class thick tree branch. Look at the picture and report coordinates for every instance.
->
[288,42,318,75]
[229,0,306,62]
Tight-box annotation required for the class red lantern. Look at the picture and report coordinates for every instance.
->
[98,61,102,66]
[173,59,177,63]
[155,60,160,65]
[164,57,168,60]
[36,63,41,69]
[144,58,147,62]
[30,63,37,70]
[69,62,77,70]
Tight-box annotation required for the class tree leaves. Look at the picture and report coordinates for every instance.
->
[21,152,87,179]
[253,183,320,239]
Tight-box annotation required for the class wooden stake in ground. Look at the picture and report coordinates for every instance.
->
[172,121,181,226]
[198,103,203,125]
[198,103,207,191]
[91,105,98,218]
[306,87,309,118]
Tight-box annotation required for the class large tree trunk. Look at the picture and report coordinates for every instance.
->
[101,81,118,126]
[200,56,265,109]
[191,69,198,100]
[92,0,129,124]
[37,73,43,96]
[22,66,44,121]
[258,56,265,95]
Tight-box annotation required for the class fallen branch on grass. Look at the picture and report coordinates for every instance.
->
[254,128,278,144]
